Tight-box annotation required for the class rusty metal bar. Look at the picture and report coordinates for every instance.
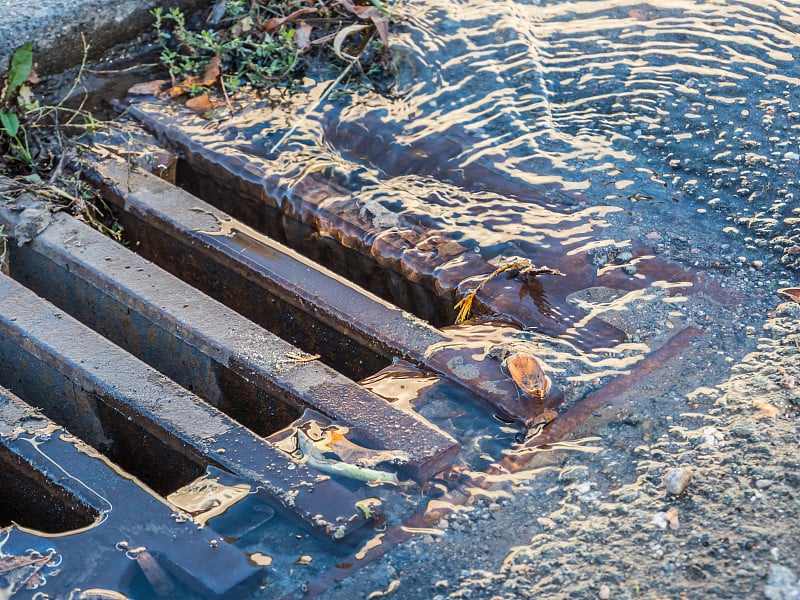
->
[84,156,560,428]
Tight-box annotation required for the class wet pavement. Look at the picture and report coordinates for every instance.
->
[2,0,800,598]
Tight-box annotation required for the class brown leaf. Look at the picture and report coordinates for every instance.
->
[336,0,390,44]
[628,8,651,21]
[318,429,409,467]
[778,287,800,302]
[506,352,551,398]
[199,55,222,87]
[296,21,313,52]
[263,7,317,32]
[167,84,188,99]
[167,55,222,98]
[185,93,215,113]
[352,4,381,19]
[369,14,390,47]
[128,79,169,96]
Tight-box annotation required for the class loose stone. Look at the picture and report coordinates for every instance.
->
[664,467,693,495]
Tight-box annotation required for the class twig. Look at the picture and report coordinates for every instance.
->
[454,258,564,323]
[271,24,372,154]
[48,114,66,184]
[35,33,91,122]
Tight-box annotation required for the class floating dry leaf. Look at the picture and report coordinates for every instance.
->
[506,352,551,398]
[317,429,410,467]
[454,258,564,323]
[296,429,399,485]
[778,287,800,303]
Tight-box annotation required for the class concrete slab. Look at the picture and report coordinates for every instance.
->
[0,0,208,75]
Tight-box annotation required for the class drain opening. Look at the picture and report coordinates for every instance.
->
[0,340,208,496]
[0,447,99,533]
[174,160,456,327]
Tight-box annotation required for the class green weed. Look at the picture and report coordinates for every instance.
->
[152,5,300,93]
[1,43,35,168]
[1,40,126,244]
[151,0,394,96]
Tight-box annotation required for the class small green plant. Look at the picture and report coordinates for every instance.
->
[0,39,127,246]
[152,5,300,93]
[1,43,35,168]
[151,0,393,98]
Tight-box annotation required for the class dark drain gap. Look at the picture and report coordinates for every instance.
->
[0,337,208,496]
[6,242,303,439]
[174,161,456,327]
[0,446,99,533]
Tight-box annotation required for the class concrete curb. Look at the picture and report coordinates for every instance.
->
[0,0,209,76]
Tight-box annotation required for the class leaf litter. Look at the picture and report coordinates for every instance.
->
[0,529,62,598]
[147,0,395,120]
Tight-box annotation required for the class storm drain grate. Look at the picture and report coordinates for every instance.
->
[0,113,703,597]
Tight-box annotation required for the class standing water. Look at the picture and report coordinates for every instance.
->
[111,0,800,597]
[304,1,800,597]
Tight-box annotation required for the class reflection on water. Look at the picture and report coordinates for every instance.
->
[98,3,800,592]
[316,0,800,258]
[147,0,800,336]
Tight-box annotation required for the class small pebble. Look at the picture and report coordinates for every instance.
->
[651,511,668,529]
[599,584,611,600]
[559,465,590,483]
[664,467,693,495]
[617,251,634,263]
